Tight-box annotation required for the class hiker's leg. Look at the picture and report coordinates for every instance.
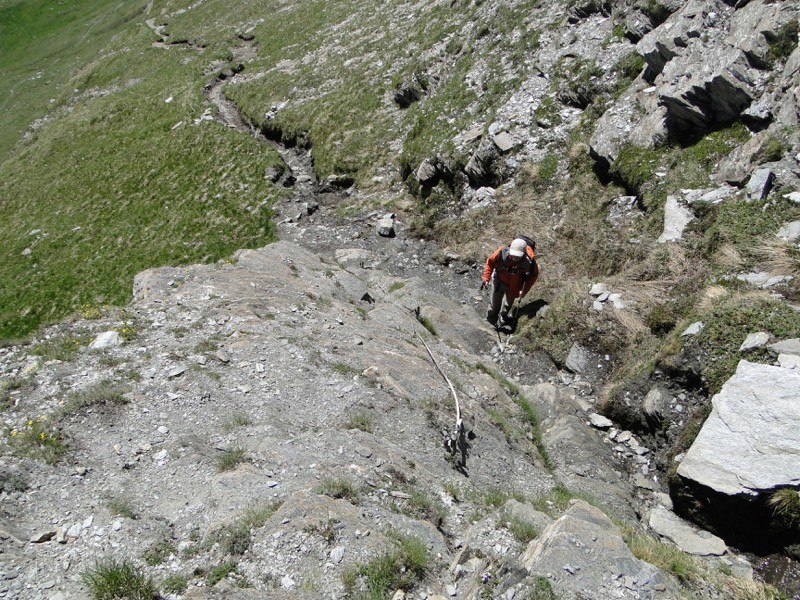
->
[499,290,514,321]
[487,276,506,325]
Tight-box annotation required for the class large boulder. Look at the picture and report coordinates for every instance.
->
[521,500,680,599]
[672,360,800,552]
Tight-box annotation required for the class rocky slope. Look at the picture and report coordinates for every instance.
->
[2,0,800,598]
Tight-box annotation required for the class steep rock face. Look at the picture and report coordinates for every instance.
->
[2,240,686,599]
[521,500,681,599]
[589,0,799,176]
[672,361,800,552]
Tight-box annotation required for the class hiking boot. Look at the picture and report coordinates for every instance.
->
[486,310,498,326]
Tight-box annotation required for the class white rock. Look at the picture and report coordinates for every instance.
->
[90,331,123,349]
[589,414,613,429]
[778,354,800,369]
[739,332,770,351]
[681,322,704,336]
[589,283,608,296]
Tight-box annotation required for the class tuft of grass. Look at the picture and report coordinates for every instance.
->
[6,416,66,464]
[106,498,138,520]
[315,477,361,502]
[222,412,252,432]
[768,488,800,526]
[82,560,157,600]
[342,531,430,599]
[61,380,129,415]
[388,281,407,293]
[344,411,373,433]
[501,514,539,544]
[142,539,176,566]
[216,447,247,472]
[415,312,437,336]
[31,334,87,362]
[529,576,558,600]
[0,470,30,493]
[476,363,553,470]
[333,362,358,376]
[162,574,188,594]
[766,19,799,65]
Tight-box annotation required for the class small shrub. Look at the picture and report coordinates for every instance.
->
[162,574,188,594]
[529,575,558,600]
[113,324,138,341]
[31,334,85,362]
[216,447,246,472]
[222,412,252,431]
[767,19,799,64]
[206,561,238,586]
[333,362,357,376]
[344,411,373,433]
[61,380,129,415]
[194,338,220,353]
[342,532,430,599]
[315,477,361,502]
[82,560,157,600]
[6,416,66,464]
[502,514,539,544]
[106,498,138,520]
[388,281,406,293]
[219,522,253,556]
[0,470,29,492]
[142,539,176,566]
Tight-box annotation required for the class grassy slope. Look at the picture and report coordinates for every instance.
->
[0,0,284,338]
[0,0,544,339]
[0,0,146,161]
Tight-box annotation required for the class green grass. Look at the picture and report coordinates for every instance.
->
[315,476,361,502]
[0,0,147,161]
[82,560,156,600]
[344,411,373,433]
[694,293,800,393]
[142,539,176,566]
[106,497,138,520]
[342,531,430,600]
[61,379,129,415]
[216,447,246,472]
[162,574,188,594]
[501,513,539,544]
[6,416,66,464]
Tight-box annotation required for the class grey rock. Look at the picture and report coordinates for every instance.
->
[608,293,625,309]
[492,132,517,152]
[778,354,800,369]
[377,213,396,238]
[768,339,800,357]
[777,221,800,243]
[658,195,694,243]
[565,343,590,374]
[739,331,770,351]
[677,361,800,495]
[745,168,774,201]
[30,530,57,543]
[330,546,345,563]
[89,331,123,349]
[649,506,727,556]
[737,271,794,288]
[589,413,613,429]
[521,500,679,598]
[643,385,671,422]
[416,159,439,184]
[681,322,704,336]
[589,283,608,296]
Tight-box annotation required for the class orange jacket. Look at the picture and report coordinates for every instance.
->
[482,245,539,298]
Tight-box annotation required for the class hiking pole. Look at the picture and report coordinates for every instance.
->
[415,331,463,444]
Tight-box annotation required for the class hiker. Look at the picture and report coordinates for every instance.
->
[481,237,538,327]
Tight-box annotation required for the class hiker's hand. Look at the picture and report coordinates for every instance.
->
[480,281,487,291]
